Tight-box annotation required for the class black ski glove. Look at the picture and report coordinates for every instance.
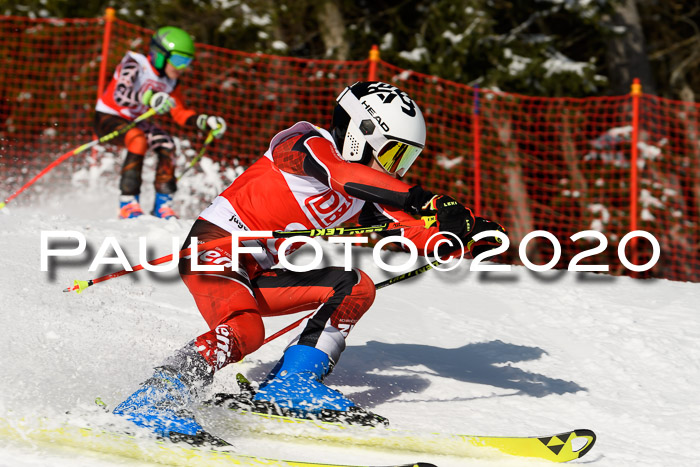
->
[404,186,475,237]
[419,194,476,239]
[404,186,505,256]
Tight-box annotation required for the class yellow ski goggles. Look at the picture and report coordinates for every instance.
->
[376,139,423,176]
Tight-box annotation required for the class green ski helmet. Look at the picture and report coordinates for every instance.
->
[149,26,195,74]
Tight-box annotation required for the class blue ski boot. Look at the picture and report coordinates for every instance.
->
[119,195,143,219]
[253,345,369,420]
[152,192,177,219]
[209,345,388,426]
[112,367,204,439]
[112,343,229,445]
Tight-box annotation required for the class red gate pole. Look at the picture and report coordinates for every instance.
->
[97,7,116,99]
[473,85,482,216]
[368,45,379,81]
[630,78,641,268]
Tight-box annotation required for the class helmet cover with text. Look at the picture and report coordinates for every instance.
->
[330,82,426,177]
[149,26,195,75]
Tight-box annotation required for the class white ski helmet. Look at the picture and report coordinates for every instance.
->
[330,82,426,176]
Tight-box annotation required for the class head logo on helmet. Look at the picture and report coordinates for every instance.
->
[331,82,426,177]
[364,82,418,118]
[149,26,195,76]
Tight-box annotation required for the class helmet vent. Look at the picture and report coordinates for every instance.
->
[348,133,360,158]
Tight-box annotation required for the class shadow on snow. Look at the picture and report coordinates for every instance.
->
[245,340,585,408]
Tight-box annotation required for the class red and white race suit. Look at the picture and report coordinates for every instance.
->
[96,51,194,126]
[181,121,448,369]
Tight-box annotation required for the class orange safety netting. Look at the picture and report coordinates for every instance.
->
[1,15,698,282]
[0,17,102,182]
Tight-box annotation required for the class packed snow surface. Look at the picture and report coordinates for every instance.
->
[1,185,698,467]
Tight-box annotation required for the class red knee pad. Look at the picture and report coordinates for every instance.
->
[124,128,147,155]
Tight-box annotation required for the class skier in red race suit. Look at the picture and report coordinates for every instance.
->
[112,81,505,442]
[94,26,227,220]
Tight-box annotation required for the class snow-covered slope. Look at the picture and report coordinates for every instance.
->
[1,183,698,467]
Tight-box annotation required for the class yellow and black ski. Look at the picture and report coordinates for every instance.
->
[207,381,595,464]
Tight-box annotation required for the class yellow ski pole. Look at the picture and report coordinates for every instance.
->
[177,130,215,180]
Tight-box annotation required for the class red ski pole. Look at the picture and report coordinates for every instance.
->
[263,312,315,345]
[0,109,157,210]
[63,234,233,294]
